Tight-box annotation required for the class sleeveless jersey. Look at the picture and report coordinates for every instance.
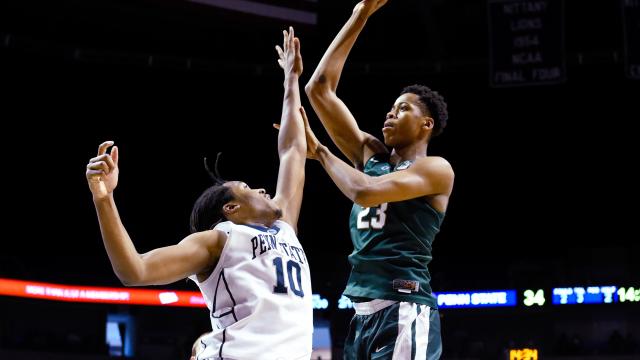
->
[190,220,313,360]
[345,154,445,308]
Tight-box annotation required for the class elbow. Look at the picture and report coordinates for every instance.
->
[118,276,139,287]
[120,280,136,287]
[304,82,317,97]
[305,79,331,99]
[115,269,145,287]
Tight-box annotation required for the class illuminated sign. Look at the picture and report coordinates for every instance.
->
[523,289,545,306]
[339,291,519,309]
[552,286,617,304]
[618,287,640,303]
[338,295,354,310]
[435,290,517,308]
[510,348,538,360]
[0,278,205,307]
[338,292,519,310]
[3,278,636,310]
[0,278,330,309]
[312,294,329,310]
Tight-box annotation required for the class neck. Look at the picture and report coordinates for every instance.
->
[390,141,428,164]
[244,219,276,228]
[230,216,276,228]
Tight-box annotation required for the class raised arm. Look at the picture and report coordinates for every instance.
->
[301,110,454,209]
[86,141,225,286]
[272,27,306,232]
[305,0,388,168]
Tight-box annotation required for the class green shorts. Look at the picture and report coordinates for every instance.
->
[343,299,442,360]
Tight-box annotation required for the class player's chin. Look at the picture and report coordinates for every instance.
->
[382,134,395,147]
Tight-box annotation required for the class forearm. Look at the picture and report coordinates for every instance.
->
[316,145,371,205]
[306,7,368,92]
[304,7,372,164]
[93,196,145,285]
[279,75,305,155]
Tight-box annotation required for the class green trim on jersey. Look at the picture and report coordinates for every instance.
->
[344,154,444,308]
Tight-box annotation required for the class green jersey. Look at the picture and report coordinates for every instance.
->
[344,154,445,308]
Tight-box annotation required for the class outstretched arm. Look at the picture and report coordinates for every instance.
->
[86,141,224,286]
[272,27,306,232]
[301,110,454,208]
[305,0,388,168]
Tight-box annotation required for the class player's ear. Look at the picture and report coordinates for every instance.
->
[423,116,434,130]
[223,202,240,216]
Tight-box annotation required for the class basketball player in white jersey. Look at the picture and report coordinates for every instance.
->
[86,27,312,360]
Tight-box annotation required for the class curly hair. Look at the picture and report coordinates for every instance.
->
[401,84,448,137]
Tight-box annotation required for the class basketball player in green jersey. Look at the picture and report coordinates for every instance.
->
[303,0,454,358]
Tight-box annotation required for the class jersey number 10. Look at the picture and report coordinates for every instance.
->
[356,203,388,230]
[272,257,304,298]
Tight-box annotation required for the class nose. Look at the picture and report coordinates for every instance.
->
[386,111,396,120]
[257,188,266,195]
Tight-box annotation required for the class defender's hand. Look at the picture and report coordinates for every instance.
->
[275,26,303,77]
[273,107,322,160]
[300,107,322,160]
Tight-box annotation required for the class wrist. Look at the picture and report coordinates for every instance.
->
[93,193,114,205]
[284,73,300,83]
[353,4,371,22]
[315,144,328,159]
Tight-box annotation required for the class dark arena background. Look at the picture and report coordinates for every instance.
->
[1,0,639,359]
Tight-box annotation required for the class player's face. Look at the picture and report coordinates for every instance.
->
[382,93,432,148]
[224,181,282,226]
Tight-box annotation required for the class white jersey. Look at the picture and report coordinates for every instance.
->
[190,220,313,360]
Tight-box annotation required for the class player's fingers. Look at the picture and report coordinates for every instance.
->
[97,140,114,156]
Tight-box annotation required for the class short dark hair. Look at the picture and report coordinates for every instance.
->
[401,84,448,137]
[189,154,235,233]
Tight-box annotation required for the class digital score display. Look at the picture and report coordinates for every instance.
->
[523,289,545,306]
[618,287,640,303]
[510,348,538,360]
[552,286,617,304]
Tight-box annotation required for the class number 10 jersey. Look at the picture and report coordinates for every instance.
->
[190,220,313,360]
